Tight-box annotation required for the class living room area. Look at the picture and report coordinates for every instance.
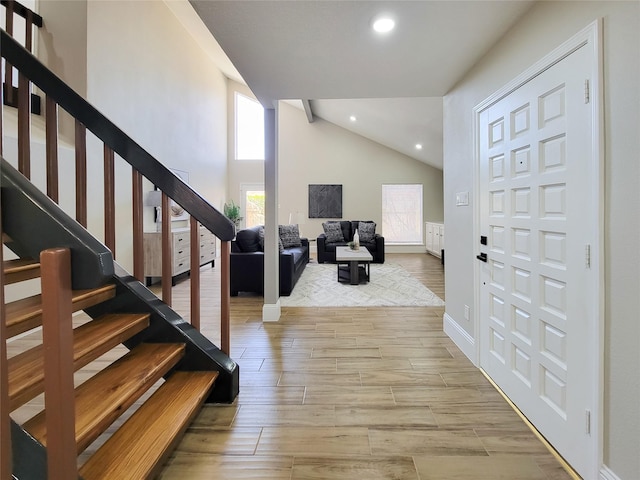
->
[226,81,444,256]
[225,78,445,306]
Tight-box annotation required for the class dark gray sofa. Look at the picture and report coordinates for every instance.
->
[230,225,309,296]
[317,220,385,264]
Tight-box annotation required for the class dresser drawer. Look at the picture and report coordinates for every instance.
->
[144,226,216,282]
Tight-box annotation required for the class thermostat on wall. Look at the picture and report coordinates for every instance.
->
[456,191,469,206]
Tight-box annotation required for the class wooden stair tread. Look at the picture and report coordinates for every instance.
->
[2,259,40,284]
[8,313,150,411]
[23,343,186,453]
[79,371,218,480]
[5,283,116,338]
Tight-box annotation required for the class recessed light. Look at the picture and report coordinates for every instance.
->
[372,16,395,34]
[415,144,423,150]
[349,115,357,122]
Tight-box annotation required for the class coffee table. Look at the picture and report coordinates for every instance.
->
[335,246,373,285]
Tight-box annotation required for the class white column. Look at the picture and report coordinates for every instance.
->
[262,106,281,321]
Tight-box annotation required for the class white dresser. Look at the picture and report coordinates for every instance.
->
[144,226,216,285]
[425,222,445,259]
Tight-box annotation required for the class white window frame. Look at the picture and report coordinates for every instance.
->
[381,184,424,245]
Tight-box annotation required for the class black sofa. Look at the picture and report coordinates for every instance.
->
[317,220,385,264]
[230,225,309,296]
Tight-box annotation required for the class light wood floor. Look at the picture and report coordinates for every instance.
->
[6,253,572,479]
[157,253,572,480]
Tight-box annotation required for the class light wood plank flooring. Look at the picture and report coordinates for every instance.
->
[158,253,572,480]
[6,253,572,479]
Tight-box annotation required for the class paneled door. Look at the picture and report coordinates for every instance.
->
[477,42,597,477]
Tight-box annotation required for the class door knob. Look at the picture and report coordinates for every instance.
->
[476,252,488,262]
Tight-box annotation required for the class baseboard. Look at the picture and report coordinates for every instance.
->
[600,465,622,480]
[385,245,429,254]
[443,312,477,365]
[262,299,281,322]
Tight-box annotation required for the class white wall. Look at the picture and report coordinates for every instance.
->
[226,80,264,204]
[37,0,87,142]
[278,101,443,247]
[81,0,228,270]
[226,83,444,249]
[443,1,639,478]
[2,1,229,272]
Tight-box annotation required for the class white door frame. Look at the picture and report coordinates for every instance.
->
[472,20,604,478]
[239,182,265,230]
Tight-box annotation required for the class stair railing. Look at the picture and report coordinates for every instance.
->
[2,1,236,473]
[0,15,234,352]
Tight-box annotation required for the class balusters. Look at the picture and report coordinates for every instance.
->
[45,95,58,202]
[4,0,42,178]
[103,145,115,256]
[3,0,15,106]
[220,240,230,355]
[190,216,201,331]
[75,120,87,227]
[132,169,144,282]
[2,0,42,110]
[23,7,32,52]
[161,193,172,306]
[17,71,30,178]
[1,0,233,379]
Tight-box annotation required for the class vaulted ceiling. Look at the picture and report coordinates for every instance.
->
[187,0,536,169]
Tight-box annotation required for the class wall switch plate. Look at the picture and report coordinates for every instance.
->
[464,305,470,320]
[456,191,469,206]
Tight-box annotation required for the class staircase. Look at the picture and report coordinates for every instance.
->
[4,249,220,478]
[1,165,238,478]
[1,1,239,477]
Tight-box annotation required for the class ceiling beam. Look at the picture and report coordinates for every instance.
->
[302,99,314,123]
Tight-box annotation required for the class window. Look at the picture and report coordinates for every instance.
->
[381,184,423,244]
[235,92,265,160]
[240,184,265,228]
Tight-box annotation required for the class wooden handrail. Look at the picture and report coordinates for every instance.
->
[40,248,77,479]
[2,30,235,345]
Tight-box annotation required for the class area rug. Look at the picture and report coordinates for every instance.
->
[280,262,445,307]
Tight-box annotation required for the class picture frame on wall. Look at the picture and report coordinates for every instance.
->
[154,168,190,223]
[308,184,343,218]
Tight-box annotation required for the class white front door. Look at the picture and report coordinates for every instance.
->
[477,42,597,477]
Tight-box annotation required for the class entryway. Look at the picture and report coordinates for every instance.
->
[475,23,602,478]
